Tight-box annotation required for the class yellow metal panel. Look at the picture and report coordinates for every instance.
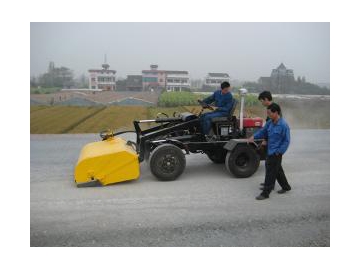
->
[74,137,140,186]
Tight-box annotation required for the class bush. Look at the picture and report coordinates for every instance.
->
[158,91,260,108]
[158,91,198,107]
[30,87,61,94]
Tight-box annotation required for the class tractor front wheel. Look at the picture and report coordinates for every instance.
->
[225,145,260,178]
[149,144,186,181]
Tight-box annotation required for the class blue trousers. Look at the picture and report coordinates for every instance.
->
[199,111,228,134]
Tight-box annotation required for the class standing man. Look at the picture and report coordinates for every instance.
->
[199,81,233,135]
[258,91,274,122]
[257,91,282,189]
[248,103,291,200]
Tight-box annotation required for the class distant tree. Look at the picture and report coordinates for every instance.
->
[30,76,38,87]
[74,74,89,88]
[116,79,126,91]
[242,81,262,93]
[38,62,74,88]
[292,81,329,95]
[80,74,88,88]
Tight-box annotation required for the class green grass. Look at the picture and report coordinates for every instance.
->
[31,87,61,94]
[68,106,149,133]
[30,105,198,133]
[158,91,198,107]
[30,105,49,113]
[31,106,103,134]
[158,91,259,107]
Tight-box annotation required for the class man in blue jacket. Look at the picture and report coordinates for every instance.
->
[248,103,291,200]
[199,81,233,135]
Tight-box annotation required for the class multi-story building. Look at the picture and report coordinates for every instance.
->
[258,63,295,93]
[165,71,190,91]
[142,65,166,91]
[88,60,116,91]
[126,75,143,91]
[202,73,230,91]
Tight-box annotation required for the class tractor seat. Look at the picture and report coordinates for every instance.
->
[180,112,197,121]
[211,99,238,122]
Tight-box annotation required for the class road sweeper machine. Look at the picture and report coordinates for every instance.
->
[74,89,265,187]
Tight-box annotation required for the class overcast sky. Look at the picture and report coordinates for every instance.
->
[30,22,330,83]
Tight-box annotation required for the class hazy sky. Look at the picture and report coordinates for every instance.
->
[30,22,330,83]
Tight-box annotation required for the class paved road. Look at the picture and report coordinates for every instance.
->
[30,130,330,246]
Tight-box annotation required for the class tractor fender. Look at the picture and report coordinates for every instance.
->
[223,139,257,152]
[148,139,189,156]
[165,139,190,154]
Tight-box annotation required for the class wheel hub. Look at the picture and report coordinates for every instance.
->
[235,153,249,167]
[160,154,177,173]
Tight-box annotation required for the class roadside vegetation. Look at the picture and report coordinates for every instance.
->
[31,106,104,134]
[30,85,330,134]
[30,98,329,134]
[31,87,61,94]
[158,91,259,107]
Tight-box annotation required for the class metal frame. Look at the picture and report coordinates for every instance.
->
[131,113,263,163]
[101,88,265,163]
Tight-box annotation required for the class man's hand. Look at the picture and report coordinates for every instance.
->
[248,136,254,143]
[261,140,267,146]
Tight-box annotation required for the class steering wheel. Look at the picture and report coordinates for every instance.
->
[197,99,214,111]
[156,112,169,118]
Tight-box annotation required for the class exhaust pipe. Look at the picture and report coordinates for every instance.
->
[239,88,248,132]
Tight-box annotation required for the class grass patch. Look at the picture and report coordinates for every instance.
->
[30,105,49,113]
[62,107,106,133]
[31,106,103,134]
[158,91,259,107]
[30,98,330,134]
[68,106,149,133]
[158,91,198,107]
[31,87,61,94]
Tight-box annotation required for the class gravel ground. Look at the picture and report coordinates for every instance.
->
[30,130,330,246]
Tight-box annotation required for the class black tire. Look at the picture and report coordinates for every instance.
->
[225,144,260,178]
[149,144,186,181]
[206,149,227,164]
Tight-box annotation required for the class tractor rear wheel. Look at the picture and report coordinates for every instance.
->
[149,144,186,181]
[225,144,260,178]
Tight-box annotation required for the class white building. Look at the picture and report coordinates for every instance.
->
[203,73,230,89]
[88,61,116,91]
[165,71,190,91]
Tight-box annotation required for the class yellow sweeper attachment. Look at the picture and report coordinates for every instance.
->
[74,136,140,187]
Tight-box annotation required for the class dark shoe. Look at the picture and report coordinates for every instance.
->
[256,194,269,200]
[277,189,291,194]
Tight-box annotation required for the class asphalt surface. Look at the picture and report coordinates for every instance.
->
[30,130,330,246]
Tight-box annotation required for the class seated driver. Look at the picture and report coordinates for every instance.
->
[199,81,233,135]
